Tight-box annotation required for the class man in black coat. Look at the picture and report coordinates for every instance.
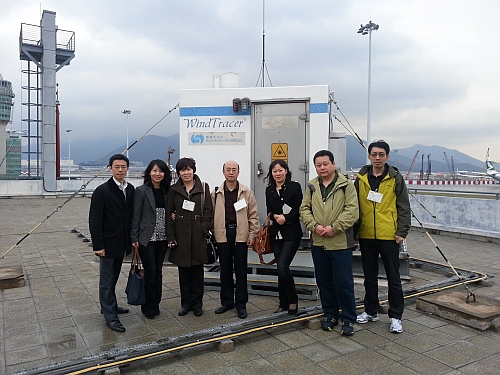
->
[89,154,135,332]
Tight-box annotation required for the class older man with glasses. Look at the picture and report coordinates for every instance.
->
[354,140,411,334]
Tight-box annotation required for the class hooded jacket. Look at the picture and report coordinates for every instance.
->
[355,164,411,240]
[300,172,359,250]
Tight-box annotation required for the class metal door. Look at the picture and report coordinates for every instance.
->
[252,101,309,225]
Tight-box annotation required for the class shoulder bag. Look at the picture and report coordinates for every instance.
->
[201,183,218,264]
[125,247,146,305]
[252,214,275,264]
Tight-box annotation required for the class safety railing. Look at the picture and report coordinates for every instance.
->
[20,23,75,51]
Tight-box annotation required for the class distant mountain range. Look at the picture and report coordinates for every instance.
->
[71,134,180,167]
[345,136,486,173]
[66,134,487,173]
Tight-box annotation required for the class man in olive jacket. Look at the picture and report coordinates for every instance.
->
[300,150,358,336]
[89,154,134,333]
[354,140,411,334]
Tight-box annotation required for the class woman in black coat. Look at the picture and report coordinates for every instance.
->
[131,159,172,319]
[166,158,213,317]
[265,160,303,315]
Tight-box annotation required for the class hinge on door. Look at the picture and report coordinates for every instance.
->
[299,163,309,173]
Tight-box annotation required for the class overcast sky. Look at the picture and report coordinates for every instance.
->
[1,0,498,161]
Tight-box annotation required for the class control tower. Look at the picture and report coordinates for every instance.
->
[19,10,75,191]
[0,74,15,175]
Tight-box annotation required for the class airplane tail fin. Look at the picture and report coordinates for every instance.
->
[486,158,495,171]
[485,150,500,181]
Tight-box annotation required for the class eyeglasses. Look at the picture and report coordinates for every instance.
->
[370,152,387,158]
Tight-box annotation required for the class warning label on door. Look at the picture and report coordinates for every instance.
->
[271,143,288,163]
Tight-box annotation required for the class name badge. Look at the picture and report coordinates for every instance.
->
[367,190,383,203]
[234,199,247,211]
[282,203,292,215]
[182,200,195,211]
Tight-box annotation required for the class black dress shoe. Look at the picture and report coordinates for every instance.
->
[237,309,248,319]
[117,307,129,314]
[193,308,203,317]
[178,307,191,316]
[215,305,234,314]
[107,320,126,332]
[288,303,298,315]
[144,312,155,319]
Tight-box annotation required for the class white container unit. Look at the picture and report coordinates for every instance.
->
[179,85,344,223]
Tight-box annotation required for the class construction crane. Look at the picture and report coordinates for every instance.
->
[443,152,456,180]
[443,152,452,175]
[405,150,420,179]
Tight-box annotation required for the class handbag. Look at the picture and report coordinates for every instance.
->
[201,183,218,264]
[252,214,274,264]
[205,230,218,264]
[125,248,146,306]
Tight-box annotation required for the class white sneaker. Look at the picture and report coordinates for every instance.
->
[356,311,379,324]
[390,318,403,333]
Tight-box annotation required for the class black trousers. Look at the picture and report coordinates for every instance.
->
[99,256,124,324]
[273,239,300,309]
[217,228,248,310]
[359,239,404,319]
[138,240,167,315]
[178,264,204,310]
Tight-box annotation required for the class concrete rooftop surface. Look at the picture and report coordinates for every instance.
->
[0,196,499,374]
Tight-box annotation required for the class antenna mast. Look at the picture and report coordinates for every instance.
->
[255,0,273,87]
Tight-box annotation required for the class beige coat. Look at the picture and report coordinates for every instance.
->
[212,182,259,243]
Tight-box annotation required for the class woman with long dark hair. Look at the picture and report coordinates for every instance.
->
[265,160,303,314]
[131,159,172,319]
[166,157,213,317]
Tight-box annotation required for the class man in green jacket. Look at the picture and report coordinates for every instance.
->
[300,150,359,336]
[354,140,411,334]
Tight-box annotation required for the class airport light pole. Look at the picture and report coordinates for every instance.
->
[66,129,72,179]
[122,110,131,158]
[122,109,131,177]
[357,20,379,163]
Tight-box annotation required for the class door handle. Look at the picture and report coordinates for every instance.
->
[257,161,264,176]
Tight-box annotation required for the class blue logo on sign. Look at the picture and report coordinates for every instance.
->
[191,133,204,144]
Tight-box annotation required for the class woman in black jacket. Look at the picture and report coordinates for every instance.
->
[131,159,172,319]
[265,160,303,315]
[166,158,213,317]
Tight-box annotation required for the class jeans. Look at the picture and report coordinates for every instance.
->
[138,240,167,315]
[99,256,124,324]
[311,246,356,324]
[273,239,300,308]
[217,227,248,310]
[359,239,404,319]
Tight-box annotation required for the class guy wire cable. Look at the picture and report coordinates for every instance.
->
[411,210,476,303]
[329,92,365,148]
[329,96,438,221]
[409,192,437,219]
[0,103,179,260]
